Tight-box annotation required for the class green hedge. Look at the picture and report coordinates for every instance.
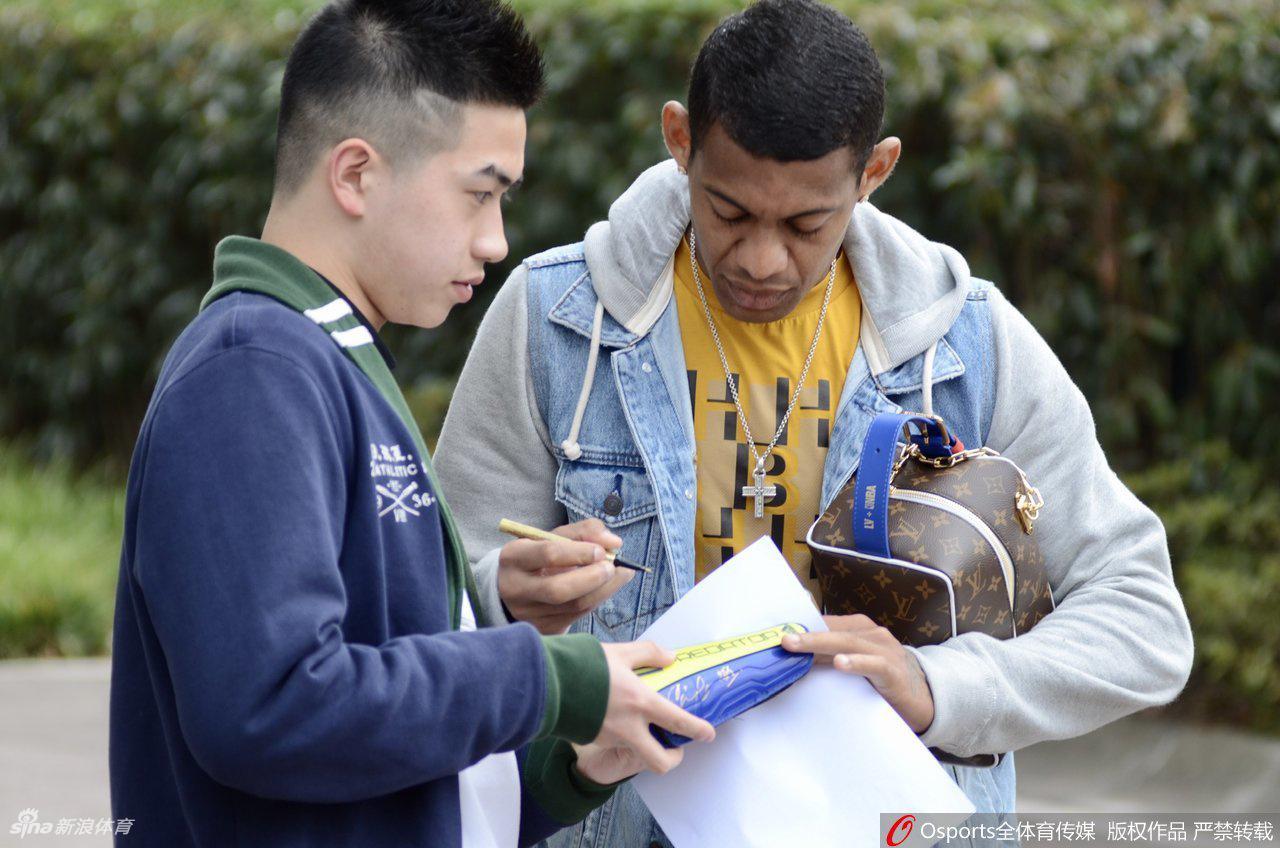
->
[1126,443,1280,736]
[2,0,1277,465]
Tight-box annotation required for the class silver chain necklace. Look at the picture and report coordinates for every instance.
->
[688,231,839,518]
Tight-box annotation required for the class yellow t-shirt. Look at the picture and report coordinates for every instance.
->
[674,236,861,597]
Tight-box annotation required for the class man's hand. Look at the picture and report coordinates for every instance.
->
[498,518,635,634]
[572,640,716,785]
[781,614,936,734]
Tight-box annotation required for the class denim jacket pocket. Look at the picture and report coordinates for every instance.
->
[555,461,661,636]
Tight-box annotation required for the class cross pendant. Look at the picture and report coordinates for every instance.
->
[741,462,777,519]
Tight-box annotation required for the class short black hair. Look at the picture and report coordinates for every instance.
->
[274,0,544,194]
[688,0,885,171]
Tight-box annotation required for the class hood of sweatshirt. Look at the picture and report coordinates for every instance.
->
[581,159,974,376]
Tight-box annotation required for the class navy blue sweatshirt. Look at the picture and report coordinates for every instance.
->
[109,237,613,847]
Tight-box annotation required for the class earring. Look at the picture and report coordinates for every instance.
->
[677,164,687,175]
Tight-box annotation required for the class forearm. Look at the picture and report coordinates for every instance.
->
[909,288,1194,758]
[171,624,551,801]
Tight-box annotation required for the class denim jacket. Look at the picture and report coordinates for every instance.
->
[520,243,1013,848]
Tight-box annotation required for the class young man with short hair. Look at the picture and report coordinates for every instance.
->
[436,1,1194,845]
[108,2,712,846]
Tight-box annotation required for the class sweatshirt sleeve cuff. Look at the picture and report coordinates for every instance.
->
[904,642,998,759]
[536,633,609,743]
[522,738,619,827]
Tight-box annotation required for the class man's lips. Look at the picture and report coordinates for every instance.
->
[721,279,794,312]
[451,276,483,303]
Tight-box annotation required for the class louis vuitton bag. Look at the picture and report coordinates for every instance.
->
[806,413,1056,648]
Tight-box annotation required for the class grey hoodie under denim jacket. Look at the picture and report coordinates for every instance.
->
[436,161,1194,848]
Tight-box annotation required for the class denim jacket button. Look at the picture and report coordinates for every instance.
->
[641,362,653,373]
[684,488,693,500]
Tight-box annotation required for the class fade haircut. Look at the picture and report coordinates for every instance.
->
[273,0,544,195]
[687,0,885,174]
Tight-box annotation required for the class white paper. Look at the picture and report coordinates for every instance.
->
[457,590,521,848]
[633,537,974,847]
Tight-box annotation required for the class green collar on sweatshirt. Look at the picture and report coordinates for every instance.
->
[201,235,480,630]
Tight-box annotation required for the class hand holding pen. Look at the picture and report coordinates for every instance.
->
[493,518,642,634]
[499,519,649,572]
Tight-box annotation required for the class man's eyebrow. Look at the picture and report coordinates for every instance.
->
[705,185,749,214]
[787,204,840,219]
[704,185,837,220]
[476,164,523,191]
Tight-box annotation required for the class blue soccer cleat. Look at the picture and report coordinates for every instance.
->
[636,622,814,747]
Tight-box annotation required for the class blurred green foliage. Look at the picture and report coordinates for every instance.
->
[0,445,123,658]
[1127,443,1280,735]
[0,0,1277,732]
[2,0,1277,465]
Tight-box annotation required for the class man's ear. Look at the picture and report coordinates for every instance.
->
[857,137,902,202]
[328,138,380,218]
[661,101,693,174]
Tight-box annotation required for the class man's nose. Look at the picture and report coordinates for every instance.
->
[474,206,509,265]
[736,232,788,281]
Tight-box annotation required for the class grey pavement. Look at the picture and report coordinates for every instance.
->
[1016,709,1280,814]
[2,660,113,845]
[1,659,1277,846]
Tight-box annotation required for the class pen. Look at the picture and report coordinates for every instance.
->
[498,518,651,573]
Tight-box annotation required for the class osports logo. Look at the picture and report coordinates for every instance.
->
[886,813,916,846]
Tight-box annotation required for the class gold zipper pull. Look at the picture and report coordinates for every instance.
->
[1015,482,1044,534]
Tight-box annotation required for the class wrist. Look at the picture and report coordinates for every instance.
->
[907,704,935,735]
[570,745,631,791]
[905,650,936,734]
[570,758,615,792]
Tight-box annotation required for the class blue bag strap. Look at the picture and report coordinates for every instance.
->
[852,413,958,558]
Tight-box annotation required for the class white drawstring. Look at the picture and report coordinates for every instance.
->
[560,301,605,461]
[921,340,938,417]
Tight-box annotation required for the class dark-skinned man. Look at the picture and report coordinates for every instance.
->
[436,1,1193,845]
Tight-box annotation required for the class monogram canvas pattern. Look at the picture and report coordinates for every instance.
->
[904,455,1055,633]
[808,450,1055,647]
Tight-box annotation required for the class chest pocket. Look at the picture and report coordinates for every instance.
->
[555,460,662,639]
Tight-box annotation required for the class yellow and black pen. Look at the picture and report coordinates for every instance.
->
[498,519,651,573]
